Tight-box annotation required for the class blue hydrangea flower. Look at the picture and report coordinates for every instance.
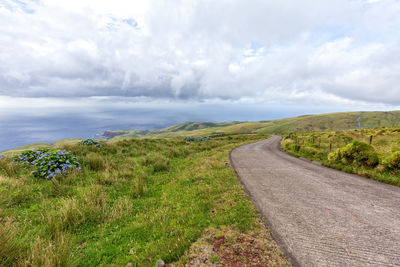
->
[13,148,81,179]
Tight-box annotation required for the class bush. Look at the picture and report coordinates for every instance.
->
[328,141,379,168]
[13,148,50,165]
[184,136,211,142]
[283,141,300,152]
[13,149,81,179]
[342,136,353,143]
[383,151,400,171]
[391,147,400,153]
[300,146,322,157]
[78,139,102,148]
[327,150,340,162]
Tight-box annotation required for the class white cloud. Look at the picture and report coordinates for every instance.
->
[0,0,400,107]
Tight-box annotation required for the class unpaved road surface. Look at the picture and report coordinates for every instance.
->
[230,136,400,267]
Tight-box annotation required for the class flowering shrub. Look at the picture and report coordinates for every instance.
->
[13,149,80,179]
[13,148,50,165]
[184,136,211,142]
[79,139,102,148]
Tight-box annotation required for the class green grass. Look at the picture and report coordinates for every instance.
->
[104,110,400,141]
[281,127,400,186]
[5,110,400,155]
[0,134,287,266]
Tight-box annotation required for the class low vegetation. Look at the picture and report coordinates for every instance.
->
[13,149,81,179]
[108,110,400,139]
[177,223,289,266]
[281,127,400,186]
[0,134,289,266]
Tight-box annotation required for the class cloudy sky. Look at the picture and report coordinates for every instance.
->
[1,0,400,123]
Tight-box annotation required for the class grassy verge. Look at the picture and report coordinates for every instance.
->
[281,127,400,186]
[0,134,289,266]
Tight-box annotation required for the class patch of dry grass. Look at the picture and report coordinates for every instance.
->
[175,221,290,266]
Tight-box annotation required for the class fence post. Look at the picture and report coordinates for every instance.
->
[329,141,332,152]
[369,135,373,145]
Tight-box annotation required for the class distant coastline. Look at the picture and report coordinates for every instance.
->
[102,130,128,139]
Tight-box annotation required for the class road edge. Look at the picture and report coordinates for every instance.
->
[229,136,301,267]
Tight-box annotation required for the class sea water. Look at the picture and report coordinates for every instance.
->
[0,114,169,152]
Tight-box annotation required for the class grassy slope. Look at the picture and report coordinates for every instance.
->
[281,127,400,186]
[2,139,83,156]
[4,110,400,155]
[0,135,289,266]
[108,111,400,141]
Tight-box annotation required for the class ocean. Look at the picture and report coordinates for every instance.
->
[0,101,338,152]
[0,114,171,152]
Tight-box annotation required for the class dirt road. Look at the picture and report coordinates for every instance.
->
[230,136,400,266]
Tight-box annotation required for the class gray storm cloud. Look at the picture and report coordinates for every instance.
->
[0,0,400,105]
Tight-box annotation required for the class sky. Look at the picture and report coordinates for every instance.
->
[1,0,400,126]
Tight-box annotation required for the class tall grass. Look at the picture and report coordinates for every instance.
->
[0,219,26,266]
[0,134,277,266]
[131,176,146,198]
[86,152,107,171]
[0,158,18,177]
[142,152,171,172]
[282,127,400,186]
[45,186,108,237]
[27,232,73,267]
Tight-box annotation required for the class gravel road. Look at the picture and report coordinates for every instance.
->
[230,135,400,266]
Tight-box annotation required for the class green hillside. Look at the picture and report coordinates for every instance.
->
[110,111,400,140]
[0,135,291,266]
[4,111,400,154]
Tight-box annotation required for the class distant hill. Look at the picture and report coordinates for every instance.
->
[109,110,400,140]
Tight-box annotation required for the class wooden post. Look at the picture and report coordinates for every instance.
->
[369,135,373,145]
[319,138,321,148]
[329,141,332,152]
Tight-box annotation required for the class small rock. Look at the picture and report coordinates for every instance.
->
[156,259,165,267]
[126,263,133,267]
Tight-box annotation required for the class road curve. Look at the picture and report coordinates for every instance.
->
[230,136,400,267]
